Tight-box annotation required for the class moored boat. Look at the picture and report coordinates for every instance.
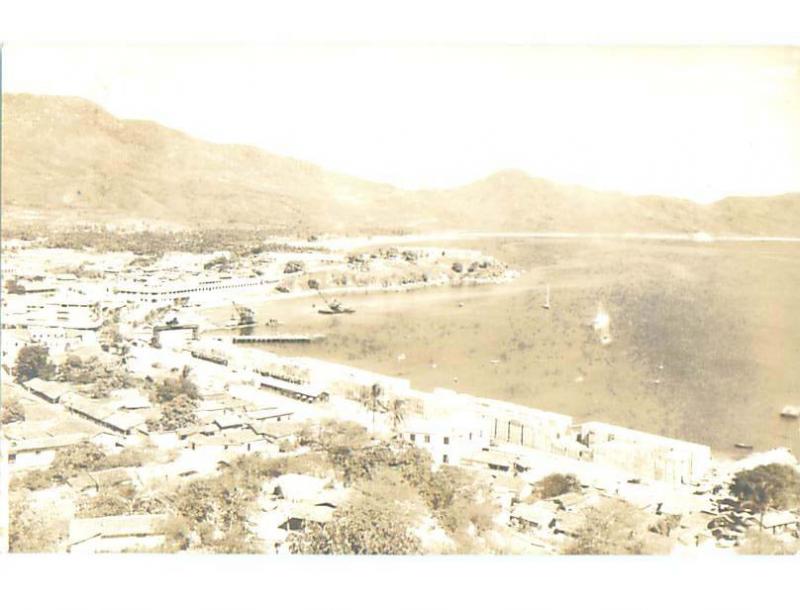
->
[780,405,800,419]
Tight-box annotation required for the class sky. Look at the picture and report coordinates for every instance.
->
[3,44,800,203]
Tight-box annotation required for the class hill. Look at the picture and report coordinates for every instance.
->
[3,93,799,235]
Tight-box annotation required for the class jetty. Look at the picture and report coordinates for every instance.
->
[232,334,325,345]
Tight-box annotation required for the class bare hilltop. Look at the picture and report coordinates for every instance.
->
[3,93,799,235]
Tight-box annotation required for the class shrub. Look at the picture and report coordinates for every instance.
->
[535,473,582,499]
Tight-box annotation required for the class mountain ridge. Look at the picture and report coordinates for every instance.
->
[3,93,799,235]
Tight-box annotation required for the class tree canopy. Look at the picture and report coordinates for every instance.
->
[148,394,199,432]
[13,345,55,383]
[564,499,668,555]
[730,463,800,516]
[288,495,422,555]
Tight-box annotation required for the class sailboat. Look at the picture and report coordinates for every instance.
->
[542,284,551,310]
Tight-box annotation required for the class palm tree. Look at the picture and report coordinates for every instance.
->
[385,398,407,437]
[360,383,384,434]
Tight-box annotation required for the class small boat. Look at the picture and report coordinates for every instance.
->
[316,291,355,315]
[734,443,754,450]
[780,405,800,419]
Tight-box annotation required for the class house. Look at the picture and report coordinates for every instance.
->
[510,502,558,530]
[250,421,305,445]
[400,412,490,466]
[67,514,168,553]
[23,378,72,403]
[758,511,799,535]
[279,504,334,531]
[89,431,126,452]
[213,414,247,430]
[7,433,90,470]
[64,393,147,435]
[272,474,329,502]
[67,468,133,495]
[246,407,296,423]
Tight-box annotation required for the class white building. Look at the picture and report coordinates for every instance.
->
[576,421,713,485]
[400,412,490,466]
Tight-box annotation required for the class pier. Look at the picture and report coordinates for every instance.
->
[232,334,325,344]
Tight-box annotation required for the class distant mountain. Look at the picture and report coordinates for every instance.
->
[3,93,799,235]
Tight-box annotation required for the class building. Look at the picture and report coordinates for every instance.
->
[758,511,799,535]
[4,296,102,331]
[23,378,73,403]
[461,448,519,473]
[0,329,31,371]
[575,422,712,485]
[114,275,276,305]
[63,394,148,436]
[259,375,328,403]
[7,433,91,470]
[400,412,490,466]
[67,514,168,553]
[152,324,199,349]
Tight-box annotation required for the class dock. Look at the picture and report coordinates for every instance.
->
[232,334,325,344]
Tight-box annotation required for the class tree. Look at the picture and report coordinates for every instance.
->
[49,442,108,482]
[167,459,271,553]
[730,464,800,528]
[149,394,199,432]
[564,499,666,555]
[9,493,62,552]
[359,383,384,432]
[153,370,199,403]
[534,473,582,499]
[288,495,421,555]
[58,355,101,384]
[451,262,464,273]
[1,396,25,425]
[13,345,56,383]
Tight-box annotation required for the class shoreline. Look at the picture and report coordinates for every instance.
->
[198,269,520,314]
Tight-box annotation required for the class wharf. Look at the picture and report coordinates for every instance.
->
[232,334,325,344]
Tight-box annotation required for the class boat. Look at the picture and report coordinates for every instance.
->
[734,443,754,450]
[780,405,800,419]
[224,302,257,328]
[542,284,551,310]
[317,294,355,315]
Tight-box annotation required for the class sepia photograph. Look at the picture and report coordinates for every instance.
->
[1,3,799,608]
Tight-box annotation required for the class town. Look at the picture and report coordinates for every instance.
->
[1,228,799,555]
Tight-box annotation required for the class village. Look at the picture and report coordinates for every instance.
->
[1,232,799,556]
